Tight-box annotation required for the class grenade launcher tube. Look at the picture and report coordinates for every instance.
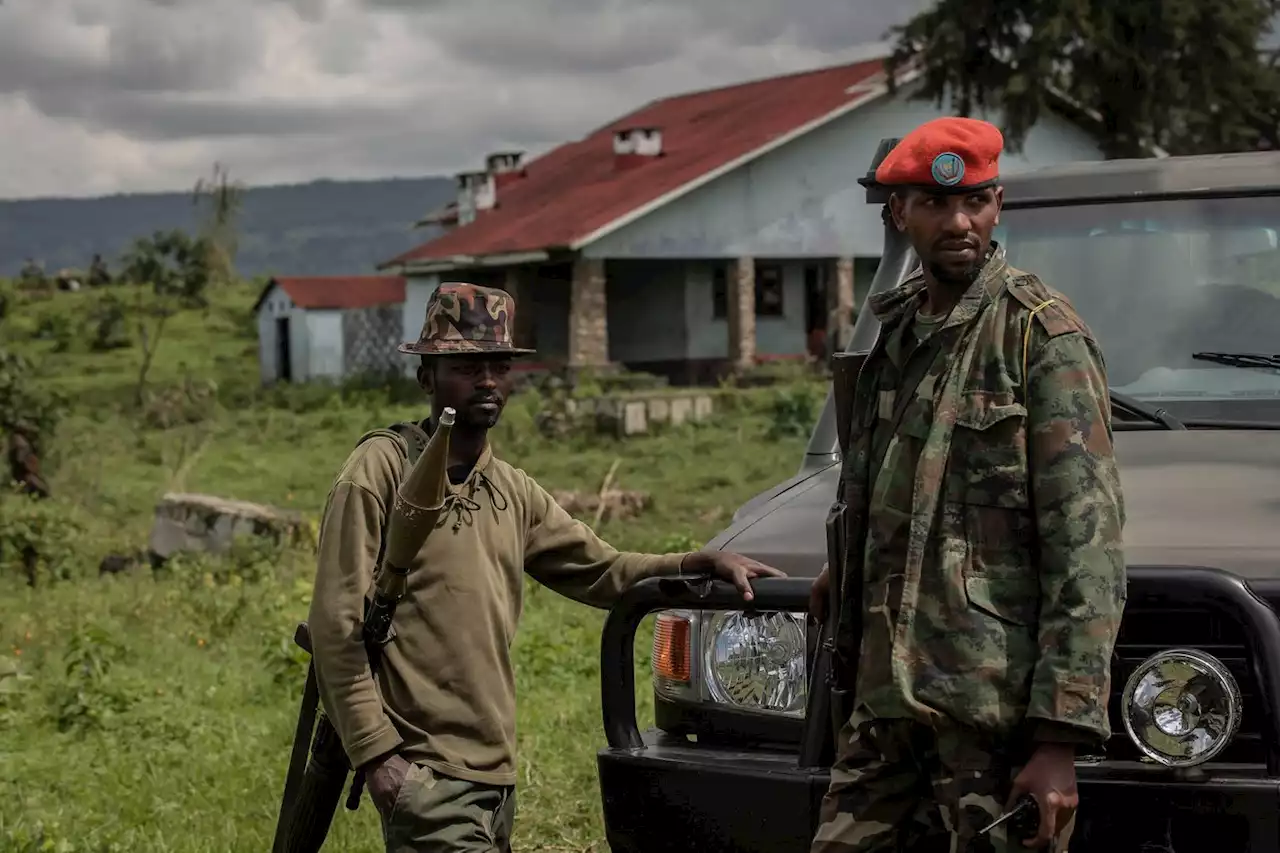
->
[273,407,456,853]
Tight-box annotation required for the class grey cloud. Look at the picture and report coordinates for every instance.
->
[415,2,695,74]
[398,0,923,74]
[2,0,923,198]
[34,91,412,139]
[0,1,265,96]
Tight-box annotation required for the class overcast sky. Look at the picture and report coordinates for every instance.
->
[0,0,932,200]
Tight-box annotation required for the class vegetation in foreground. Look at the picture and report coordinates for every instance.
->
[0,278,824,852]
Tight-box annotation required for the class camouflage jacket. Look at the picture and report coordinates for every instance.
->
[833,245,1127,748]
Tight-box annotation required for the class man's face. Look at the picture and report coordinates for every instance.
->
[890,186,1003,287]
[419,355,515,430]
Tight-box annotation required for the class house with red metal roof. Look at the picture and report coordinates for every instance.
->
[376,46,1119,383]
[254,275,405,383]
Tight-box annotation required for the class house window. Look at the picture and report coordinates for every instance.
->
[755,263,784,316]
[710,262,786,318]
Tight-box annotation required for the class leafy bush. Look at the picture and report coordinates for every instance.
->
[0,348,68,448]
[49,624,135,734]
[139,376,220,429]
[88,294,131,352]
[765,383,825,439]
[0,490,85,585]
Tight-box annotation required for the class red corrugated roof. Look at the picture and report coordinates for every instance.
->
[257,276,406,312]
[382,58,889,267]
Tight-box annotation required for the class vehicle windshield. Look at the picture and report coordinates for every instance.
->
[995,193,1280,424]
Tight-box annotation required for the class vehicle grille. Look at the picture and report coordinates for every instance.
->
[1106,605,1260,763]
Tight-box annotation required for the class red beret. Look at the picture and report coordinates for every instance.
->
[874,117,1004,192]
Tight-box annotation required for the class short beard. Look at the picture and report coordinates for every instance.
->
[926,260,984,288]
[458,406,502,432]
[926,243,993,289]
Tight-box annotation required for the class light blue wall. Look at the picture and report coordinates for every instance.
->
[583,82,1107,261]
[305,311,345,379]
[607,260,688,363]
[402,274,439,376]
[257,285,300,383]
[683,260,809,360]
[256,285,339,383]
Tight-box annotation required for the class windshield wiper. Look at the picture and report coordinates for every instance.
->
[1192,351,1280,371]
[1109,390,1186,430]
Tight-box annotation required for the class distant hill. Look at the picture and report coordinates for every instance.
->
[0,176,456,279]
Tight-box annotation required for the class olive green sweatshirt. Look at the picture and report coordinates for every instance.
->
[307,427,690,786]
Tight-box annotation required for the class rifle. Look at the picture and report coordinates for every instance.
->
[820,352,867,760]
[272,407,456,853]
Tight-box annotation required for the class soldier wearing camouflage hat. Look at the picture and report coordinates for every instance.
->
[306,282,785,853]
[808,118,1126,852]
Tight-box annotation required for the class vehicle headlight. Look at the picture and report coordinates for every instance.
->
[703,611,807,716]
[1121,648,1242,767]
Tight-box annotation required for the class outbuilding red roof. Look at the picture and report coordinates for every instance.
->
[255,275,406,312]
[382,58,890,268]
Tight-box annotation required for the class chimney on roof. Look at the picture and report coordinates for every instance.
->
[485,151,526,192]
[613,126,663,170]
[455,170,494,226]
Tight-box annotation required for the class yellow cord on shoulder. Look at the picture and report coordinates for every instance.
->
[1022,299,1058,386]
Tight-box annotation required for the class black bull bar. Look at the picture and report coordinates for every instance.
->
[598,567,1280,775]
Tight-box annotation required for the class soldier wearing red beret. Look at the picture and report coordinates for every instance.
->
[808,117,1126,852]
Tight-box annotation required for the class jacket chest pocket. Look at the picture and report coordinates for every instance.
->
[943,391,1036,619]
[946,391,1030,510]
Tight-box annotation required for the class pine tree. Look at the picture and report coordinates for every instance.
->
[887,0,1280,157]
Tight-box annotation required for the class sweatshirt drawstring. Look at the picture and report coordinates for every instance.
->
[441,469,509,532]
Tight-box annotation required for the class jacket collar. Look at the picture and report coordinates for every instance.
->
[868,242,1009,329]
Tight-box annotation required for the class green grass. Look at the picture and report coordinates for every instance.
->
[0,280,821,852]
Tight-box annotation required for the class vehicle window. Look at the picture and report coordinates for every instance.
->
[994,194,1280,418]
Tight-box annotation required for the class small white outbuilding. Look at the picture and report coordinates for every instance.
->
[253,275,406,384]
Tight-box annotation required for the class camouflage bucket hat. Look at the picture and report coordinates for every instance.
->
[398,282,536,356]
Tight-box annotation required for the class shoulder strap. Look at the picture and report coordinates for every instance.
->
[1005,273,1088,399]
[353,420,430,468]
[386,421,430,467]
[352,420,431,573]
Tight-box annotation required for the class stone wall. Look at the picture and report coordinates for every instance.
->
[831,256,855,352]
[568,257,609,367]
[343,304,403,377]
[727,256,756,369]
[148,493,310,561]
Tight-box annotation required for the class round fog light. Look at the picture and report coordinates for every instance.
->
[704,611,806,715]
[1121,648,1242,767]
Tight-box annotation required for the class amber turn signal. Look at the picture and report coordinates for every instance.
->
[652,611,692,683]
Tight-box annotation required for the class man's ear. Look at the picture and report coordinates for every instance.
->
[888,191,908,233]
[416,360,433,394]
[993,185,1004,225]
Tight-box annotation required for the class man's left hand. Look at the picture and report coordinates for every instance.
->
[684,551,787,600]
[1008,743,1079,848]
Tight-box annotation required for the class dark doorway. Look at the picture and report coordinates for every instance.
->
[276,316,292,381]
[804,262,829,359]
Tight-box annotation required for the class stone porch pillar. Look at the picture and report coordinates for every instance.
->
[503,267,537,350]
[568,257,609,367]
[727,256,756,370]
[832,256,855,352]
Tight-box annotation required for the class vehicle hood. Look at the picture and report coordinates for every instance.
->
[710,430,1280,580]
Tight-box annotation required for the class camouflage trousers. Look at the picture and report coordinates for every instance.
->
[810,710,1075,853]
[381,762,516,853]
